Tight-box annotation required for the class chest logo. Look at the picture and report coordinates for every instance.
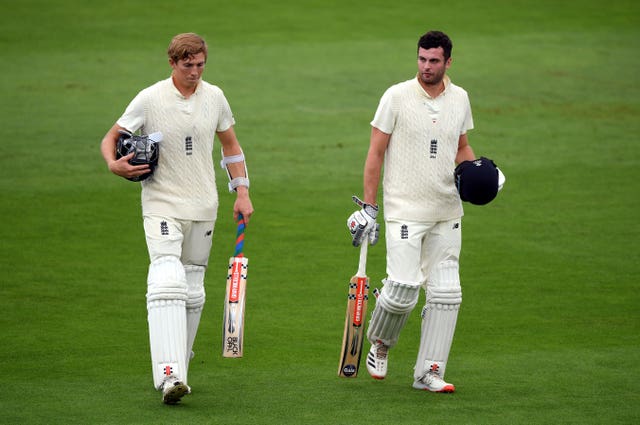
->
[429,139,438,159]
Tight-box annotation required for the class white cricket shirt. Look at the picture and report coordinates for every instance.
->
[117,78,235,220]
[371,75,473,222]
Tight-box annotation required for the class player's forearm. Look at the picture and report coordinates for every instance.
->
[226,161,248,179]
[100,139,116,164]
[363,164,381,206]
[455,133,475,164]
[455,146,475,164]
[363,128,389,206]
[100,124,125,168]
[100,131,118,163]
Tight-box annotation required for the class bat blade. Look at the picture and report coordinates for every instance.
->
[338,243,370,377]
[222,255,248,358]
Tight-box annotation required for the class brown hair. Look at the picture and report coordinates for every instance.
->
[417,31,453,60]
[167,33,208,63]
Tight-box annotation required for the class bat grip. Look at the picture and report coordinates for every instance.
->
[357,241,368,276]
[234,213,246,257]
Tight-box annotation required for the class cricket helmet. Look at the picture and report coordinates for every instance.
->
[454,157,499,205]
[116,130,161,182]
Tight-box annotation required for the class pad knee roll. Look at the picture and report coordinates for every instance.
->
[184,265,206,311]
[426,260,462,305]
[367,280,420,347]
[147,256,188,303]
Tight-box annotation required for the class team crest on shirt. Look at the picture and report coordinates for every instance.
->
[429,139,438,158]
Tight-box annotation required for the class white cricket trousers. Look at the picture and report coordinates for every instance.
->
[143,215,215,265]
[385,218,462,286]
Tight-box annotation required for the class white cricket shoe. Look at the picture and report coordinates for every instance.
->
[161,374,191,405]
[366,340,388,380]
[413,372,455,393]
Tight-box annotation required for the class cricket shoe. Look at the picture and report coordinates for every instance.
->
[413,372,455,393]
[161,374,191,405]
[366,340,388,379]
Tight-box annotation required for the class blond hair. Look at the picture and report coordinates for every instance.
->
[167,33,208,63]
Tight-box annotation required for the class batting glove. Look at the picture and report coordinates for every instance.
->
[347,196,379,247]
[368,222,380,246]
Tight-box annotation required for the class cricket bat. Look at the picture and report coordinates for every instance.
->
[222,214,248,358]
[338,242,370,377]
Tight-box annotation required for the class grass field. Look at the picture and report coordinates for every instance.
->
[1,0,639,423]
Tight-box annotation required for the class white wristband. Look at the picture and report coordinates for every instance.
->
[228,177,250,192]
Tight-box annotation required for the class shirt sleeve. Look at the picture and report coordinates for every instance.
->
[370,88,395,134]
[460,92,474,135]
[116,89,147,133]
[216,91,235,132]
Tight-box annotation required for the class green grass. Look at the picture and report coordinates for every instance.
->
[1,0,639,423]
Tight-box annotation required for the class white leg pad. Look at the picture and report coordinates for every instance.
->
[414,260,462,380]
[184,265,206,380]
[367,280,420,347]
[147,256,188,389]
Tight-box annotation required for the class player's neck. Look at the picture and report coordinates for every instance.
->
[171,75,198,98]
[420,79,445,98]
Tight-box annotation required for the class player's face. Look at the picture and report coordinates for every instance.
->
[170,52,206,91]
[417,47,451,86]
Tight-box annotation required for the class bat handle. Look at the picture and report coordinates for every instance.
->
[357,241,368,276]
[234,213,246,257]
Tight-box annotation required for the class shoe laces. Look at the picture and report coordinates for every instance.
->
[375,341,388,360]
[419,371,442,385]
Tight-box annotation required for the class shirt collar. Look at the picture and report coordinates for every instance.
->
[168,77,201,99]
[414,74,451,99]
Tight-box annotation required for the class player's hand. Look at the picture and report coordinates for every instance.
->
[233,187,254,224]
[347,196,379,247]
[108,152,151,180]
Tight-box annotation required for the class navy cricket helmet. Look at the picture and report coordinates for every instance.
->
[454,157,499,205]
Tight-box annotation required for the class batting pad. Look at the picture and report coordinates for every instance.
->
[147,256,188,389]
[367,279,420,347]
[414,260,461,380]
[184,265,206,380]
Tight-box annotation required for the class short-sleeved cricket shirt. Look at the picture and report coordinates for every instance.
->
[371,75,473,222]
[117,78,235,220]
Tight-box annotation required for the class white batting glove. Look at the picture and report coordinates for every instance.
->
[368,222,380,246]
[347,196,379,247]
